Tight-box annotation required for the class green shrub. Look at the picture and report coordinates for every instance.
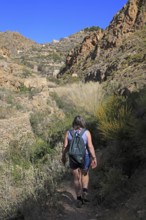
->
[21,68,32,78]
[30,138,53,163]
[50,92,77,115]
[8,140,31,169]
[100,167,128,197]
[30,109,74,147]
[83,26,103,32]
[95,95,132,141]
[6,95,14,104]
[19,84,31,93]
[126,53,144,65]
[128,89,146,159]
[30,111,49,138]
[94,94,143,180]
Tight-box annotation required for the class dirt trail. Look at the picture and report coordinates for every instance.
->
[56,176,98,220]
[24,175,99,220]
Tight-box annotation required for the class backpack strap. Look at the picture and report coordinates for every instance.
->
[69,128,86,138]
[68,129,74,138]
[79,128,86,137]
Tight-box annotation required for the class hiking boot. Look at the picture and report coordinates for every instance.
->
[76,198,83,208]
[82,191,90,203]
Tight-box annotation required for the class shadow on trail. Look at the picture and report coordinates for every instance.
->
[59,190,75,205]
[5,171,98,220]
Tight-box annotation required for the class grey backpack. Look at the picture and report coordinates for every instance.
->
[68,129,86,166]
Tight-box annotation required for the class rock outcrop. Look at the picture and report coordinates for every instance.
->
[58,0,146,84]
[102,0,146,48]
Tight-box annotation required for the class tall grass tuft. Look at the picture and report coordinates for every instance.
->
[52,81,105,115]
[95,95,132,141]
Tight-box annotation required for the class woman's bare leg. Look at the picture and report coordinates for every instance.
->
[81,170,89,189]
[81,170,90,202]
[72,168,82,197]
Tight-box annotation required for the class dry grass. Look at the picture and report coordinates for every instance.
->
[0,143,65,219]
[95,95,132,140]
[53,82,105,115]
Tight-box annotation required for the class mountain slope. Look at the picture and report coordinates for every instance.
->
[58,0,146,93]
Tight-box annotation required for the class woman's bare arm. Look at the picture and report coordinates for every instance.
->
[62,131,68,165]
[86,130,97,168]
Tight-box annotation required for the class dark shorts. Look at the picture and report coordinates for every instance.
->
[69,154,91,171]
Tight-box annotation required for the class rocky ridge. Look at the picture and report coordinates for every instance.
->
[58,0,146,93]
[0,31,37,57]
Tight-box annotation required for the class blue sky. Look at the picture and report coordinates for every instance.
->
[1,0,128,44]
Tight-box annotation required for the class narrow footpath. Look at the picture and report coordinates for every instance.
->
[55,174,98,220]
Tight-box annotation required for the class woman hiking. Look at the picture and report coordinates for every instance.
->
[62,115,97,207]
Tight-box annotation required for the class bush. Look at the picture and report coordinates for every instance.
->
[30,111,51,140]
[30,138,53,163]
[19,84,31,93]
[99,167,128,203]
[128,89,146,159]
[94,94,144,181]
[83,26,103,32]
[95,95,132,141]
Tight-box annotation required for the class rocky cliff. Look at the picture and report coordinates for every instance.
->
[58,0,146,93]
